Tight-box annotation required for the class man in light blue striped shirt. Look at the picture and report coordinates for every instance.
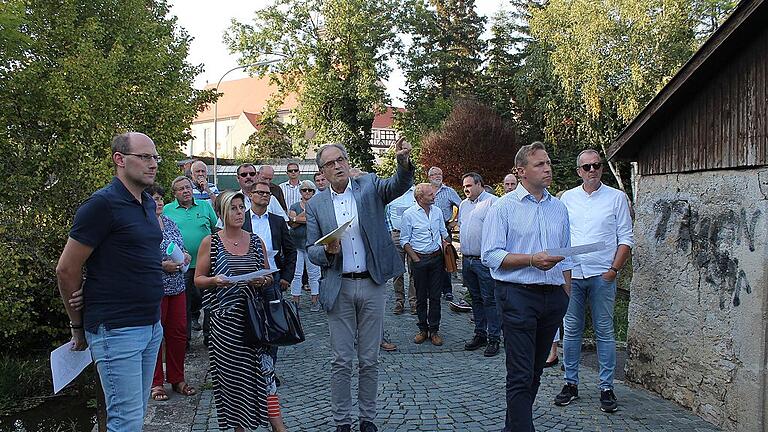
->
[401,183,450,346]
[481,141,572,432]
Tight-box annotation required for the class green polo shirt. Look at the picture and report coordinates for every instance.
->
[162,199,218,268]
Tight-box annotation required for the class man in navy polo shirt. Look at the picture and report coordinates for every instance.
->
[56,132,164,431]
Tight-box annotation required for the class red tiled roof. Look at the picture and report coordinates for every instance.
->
[372,107,405,129]
[243,112,262,129]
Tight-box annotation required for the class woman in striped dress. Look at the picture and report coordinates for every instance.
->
[195,191,287,432]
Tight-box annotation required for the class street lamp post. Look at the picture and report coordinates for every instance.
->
[212,59,280,185]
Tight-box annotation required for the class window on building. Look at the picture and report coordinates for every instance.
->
[203,128,211,151]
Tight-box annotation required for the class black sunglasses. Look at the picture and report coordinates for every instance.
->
[239,172,257,178]
[579,162,603,172]
[301,188,315,193]
[253,190,271,196]
[287,169,299,173]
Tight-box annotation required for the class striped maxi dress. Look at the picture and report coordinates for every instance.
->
[204,232,277,430]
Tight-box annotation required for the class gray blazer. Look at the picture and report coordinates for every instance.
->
[305,163,414,311]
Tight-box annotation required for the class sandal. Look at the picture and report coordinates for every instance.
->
[151,386,169,401]
[172,381,197,396]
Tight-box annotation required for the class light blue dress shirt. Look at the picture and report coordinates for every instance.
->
[400,204,448,254]
[458,191,497,256]
[481,184,573,285]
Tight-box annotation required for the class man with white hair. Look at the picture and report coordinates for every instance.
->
[189,160,219,204]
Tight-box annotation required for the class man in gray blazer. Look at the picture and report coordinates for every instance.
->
[306,140,413,432]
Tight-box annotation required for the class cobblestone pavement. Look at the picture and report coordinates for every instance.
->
[173,280,720,432]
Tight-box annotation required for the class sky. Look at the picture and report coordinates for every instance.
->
[169,0,507,106]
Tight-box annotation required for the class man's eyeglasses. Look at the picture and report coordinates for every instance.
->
[239,171,258,178]
[321,156,347,170]
[300,188,315,193]
[579,162,603,172]
[122,153,162,163]
[253,190,271,196]
[287,169,300,173]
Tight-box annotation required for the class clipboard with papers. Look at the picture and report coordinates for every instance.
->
[314,217,355,246]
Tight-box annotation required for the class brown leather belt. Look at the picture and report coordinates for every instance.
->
[415,249,441,259]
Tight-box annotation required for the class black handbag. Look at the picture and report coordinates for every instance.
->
[244,294,305,347]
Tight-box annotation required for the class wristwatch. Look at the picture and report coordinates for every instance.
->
[609,266,619,273]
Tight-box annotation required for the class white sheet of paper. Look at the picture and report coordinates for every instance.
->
[222,268,281,284]
[50,342,92,394]
[546,241,605,257]
[166,242,190,272]
[314,217,355,246]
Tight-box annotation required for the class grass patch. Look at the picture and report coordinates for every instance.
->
[0,354,53,412]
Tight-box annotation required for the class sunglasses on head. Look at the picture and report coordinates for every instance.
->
[301,188,314,193]
[287,169,299,173]
[580,162,603,172]
[239,171,257,178]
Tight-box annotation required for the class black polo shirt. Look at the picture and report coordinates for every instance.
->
[70,177,163,332]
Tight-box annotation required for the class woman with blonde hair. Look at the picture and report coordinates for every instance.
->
[195,190,287,431]
[287,179,321,311]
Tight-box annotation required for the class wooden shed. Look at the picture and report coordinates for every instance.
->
[608,1,768,430]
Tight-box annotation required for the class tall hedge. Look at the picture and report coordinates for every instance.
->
[0,0,216,352]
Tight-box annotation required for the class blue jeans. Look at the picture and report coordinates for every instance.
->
[496,282,569,432]
[85,322,163,432]
[461,256,500,340]
[563,275,617,390]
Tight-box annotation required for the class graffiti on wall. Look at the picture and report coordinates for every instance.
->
[653,199,761,309]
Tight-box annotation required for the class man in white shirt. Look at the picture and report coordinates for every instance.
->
[279,162,302,207]
[458,172,500,357]
[401,183,449,346]
[555,149,634,413]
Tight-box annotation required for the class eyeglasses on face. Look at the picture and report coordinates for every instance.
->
[321,156,347,170]
[300,188,315,193]
[122,153,162,163]
[579,162,603,172]
[287,169,300,173]
[174,184,192,191]
[253,190,271,196]
[239,171,257,178]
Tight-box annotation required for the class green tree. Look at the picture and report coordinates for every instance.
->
[528,0,737,193]
[226,0,400,171]
[236,109,294,161]
[397,0,487,144]
[0,0,215,352]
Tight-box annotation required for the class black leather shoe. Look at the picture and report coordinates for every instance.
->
[484,340,500,357]
[464,334,488,351]
[334,425,351,432]
[360,420,378,432]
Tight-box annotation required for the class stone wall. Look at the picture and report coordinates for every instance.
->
[626,169,768,431]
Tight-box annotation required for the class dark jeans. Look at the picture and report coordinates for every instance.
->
[496,281,569,432]
[462,257,500,340]
[184,269,202,342]
[412,253,443,332]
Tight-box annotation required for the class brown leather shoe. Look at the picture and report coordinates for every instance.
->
[413,331,428,344]
[380,340,397,351]
[430,332,443,346]
[393,303,404,315]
